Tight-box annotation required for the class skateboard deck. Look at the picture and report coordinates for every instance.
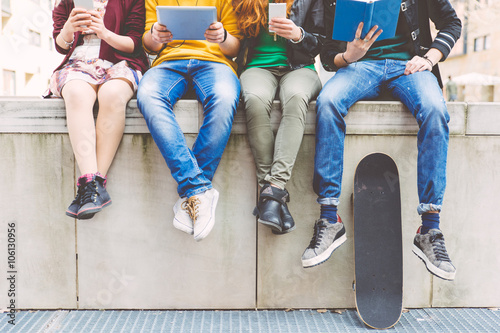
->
[353,153,403,329]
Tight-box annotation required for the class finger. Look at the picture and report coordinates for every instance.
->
[371,29,383,42]
[354,22,363,41]
[364,25,379,42]
[209,22,222,30]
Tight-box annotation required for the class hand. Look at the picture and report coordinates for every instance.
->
[205,22,225,43]
[63,8,92,34]
[343,22,382,64]
[269,18,301,41]
[151,22,173,44]
[86,10,108,37]
[404,55,433,75]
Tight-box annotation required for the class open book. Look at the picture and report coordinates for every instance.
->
[332,0,401,42]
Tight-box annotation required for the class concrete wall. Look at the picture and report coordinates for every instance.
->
[0,98,499,310]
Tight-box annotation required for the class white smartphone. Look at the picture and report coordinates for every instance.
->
[268,3,286,33]
[73,0,93,10]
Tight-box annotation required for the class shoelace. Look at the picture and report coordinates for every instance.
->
[70,183,86,205]
[182,197,200,223]
[429,233,452,262]
[80,181,99,205]
[308,222,326,248]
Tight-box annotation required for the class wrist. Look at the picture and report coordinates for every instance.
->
[60,31,74,48]
[289,26,304,44]
[221,28,227,43]
[422,55,434,67]
[341,53,353,65]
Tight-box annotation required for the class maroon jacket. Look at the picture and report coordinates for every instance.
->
[52,0,149,74]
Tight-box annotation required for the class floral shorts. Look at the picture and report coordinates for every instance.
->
[49,59,141,97]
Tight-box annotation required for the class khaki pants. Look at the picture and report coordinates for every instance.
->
[240,67,322,189]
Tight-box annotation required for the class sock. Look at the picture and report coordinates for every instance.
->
[96,172,107,187]
[320,205,338,224]
[78,173,95,185]
[420,213,440,234]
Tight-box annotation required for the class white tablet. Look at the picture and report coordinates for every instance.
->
[156,6,217,41]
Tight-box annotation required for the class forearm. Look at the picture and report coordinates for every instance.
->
[143,26,164,53]
[56,27,76,50]
[101,31,135,54]
[423,48,444,66]
[218,32,240,58]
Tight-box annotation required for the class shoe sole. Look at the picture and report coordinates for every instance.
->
[302,233,347,268]
[258,218,282,233]
[412,244,456,281]
[66,210,78,218]
[77,200,111,220]
[272,225,296,235]
[193,190,219,242]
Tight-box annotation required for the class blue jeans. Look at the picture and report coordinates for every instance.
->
[314,60,449,215]
[137,60,240,198]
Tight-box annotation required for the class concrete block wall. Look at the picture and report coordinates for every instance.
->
[0,98,499,310]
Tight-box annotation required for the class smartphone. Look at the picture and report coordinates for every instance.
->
[268,3,286,33]
[73,0,93,10]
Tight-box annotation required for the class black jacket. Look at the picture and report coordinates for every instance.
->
[320,0,462,87]
[235,0,325,75]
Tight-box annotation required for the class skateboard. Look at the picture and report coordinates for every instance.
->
[353,153,403,329]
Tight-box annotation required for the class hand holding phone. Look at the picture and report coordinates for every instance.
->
[268,3,286,33]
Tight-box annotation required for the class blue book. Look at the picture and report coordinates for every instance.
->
[332,0,401,42]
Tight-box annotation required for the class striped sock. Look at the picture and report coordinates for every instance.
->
[320,205,338,224]
[421,213,440,234]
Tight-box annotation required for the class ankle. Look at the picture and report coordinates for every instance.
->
[320,205,338,224]
[420,212,440,234]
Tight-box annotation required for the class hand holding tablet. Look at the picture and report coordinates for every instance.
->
[156,6,217,41]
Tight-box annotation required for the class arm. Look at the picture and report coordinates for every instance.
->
[87,10,135,53]
[427,0,462,61]
[405,0,461,75]
[53,2,92,53]
[205,22,240,58]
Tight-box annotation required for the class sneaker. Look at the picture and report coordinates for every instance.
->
[173,197,194,235]
[66,177,88,218]
[301,216,347,268]
[77,174,112,220]
[413,228,456,281]
[182,188,219,242]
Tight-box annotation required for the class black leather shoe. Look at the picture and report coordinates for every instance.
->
[253,184,290,233]
[272,202,296,235]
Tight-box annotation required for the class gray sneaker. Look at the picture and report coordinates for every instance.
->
[173,197,194,235]
[413,228,456,281]
[185,188,219,242]
[301,217,347,268]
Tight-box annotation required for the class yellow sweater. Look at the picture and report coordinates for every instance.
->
[144,0,242,73]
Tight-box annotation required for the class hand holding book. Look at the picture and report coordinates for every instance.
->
[332,0,401,42]
[341,22,382,65]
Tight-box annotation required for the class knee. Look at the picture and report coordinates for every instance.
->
[315,91,345,120]
[417,100,450,127]
[243,92,271,119]
[98,89,129,112]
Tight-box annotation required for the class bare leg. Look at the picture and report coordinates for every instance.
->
[62,80,98,175]
[95,79,134,176]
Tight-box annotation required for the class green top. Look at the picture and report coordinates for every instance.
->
[245,7,316,71]
[246,28,289,68]
[361,16,412,62]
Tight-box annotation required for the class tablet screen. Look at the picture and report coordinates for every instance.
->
[156,6,217,40]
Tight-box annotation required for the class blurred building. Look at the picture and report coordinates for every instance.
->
[440,0,500,102]
[1,0,62,96]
